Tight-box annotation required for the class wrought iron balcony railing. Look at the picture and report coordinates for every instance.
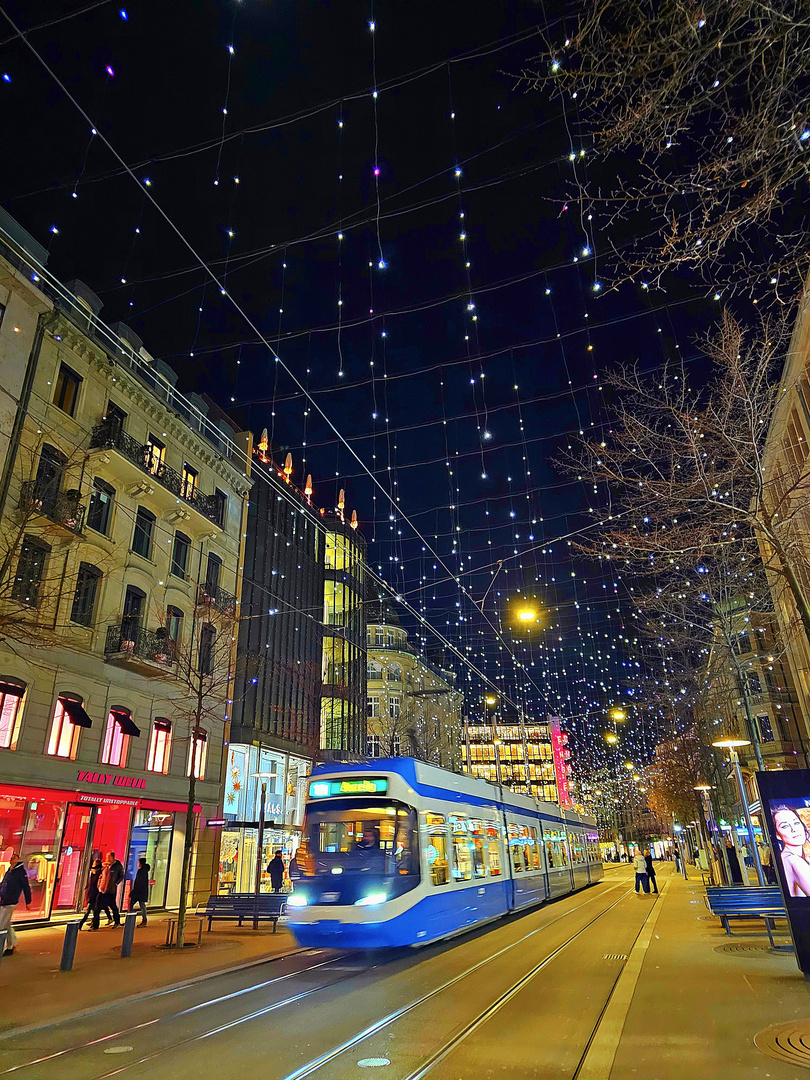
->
[90,422,225,527]
[104,623,176,667]
[19,481,85,534]
[197,583,237,616]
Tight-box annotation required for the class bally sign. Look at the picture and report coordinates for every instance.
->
[77,770,147,790]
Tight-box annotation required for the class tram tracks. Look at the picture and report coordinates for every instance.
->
[1,879,628,1080]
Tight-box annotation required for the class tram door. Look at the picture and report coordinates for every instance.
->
[54,803,95,910]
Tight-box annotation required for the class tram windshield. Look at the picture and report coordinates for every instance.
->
[302,798,418,878]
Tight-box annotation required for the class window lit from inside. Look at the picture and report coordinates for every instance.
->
[48,695,83,759]
[101,709,131,767]
[147,718,172,773]
[0,679,25,749]
[54,364,81,416]
[187,729,207,779]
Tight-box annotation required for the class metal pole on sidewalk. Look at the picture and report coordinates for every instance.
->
[0,929,7,963]
[712,737,765,886]
[60,921,81,971]
[121,912,137,957]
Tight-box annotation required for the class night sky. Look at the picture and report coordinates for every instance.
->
[0,0,719,763]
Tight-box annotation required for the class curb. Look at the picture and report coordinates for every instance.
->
[0,943,308,1040]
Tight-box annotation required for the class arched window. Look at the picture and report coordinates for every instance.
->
[47,693,91,759]
[166,606,184,648]
[187,727,208,779]
[101,707,139,767]
[147,718,172,773]
[388,663,402,683]
[0,678,26,750]
[171,531,191,579]
[367,660,383,681]
[198,623,216,675]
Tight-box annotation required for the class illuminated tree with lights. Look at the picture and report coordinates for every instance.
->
[526,0,810,297]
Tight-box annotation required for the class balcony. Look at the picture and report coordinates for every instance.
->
[104,623,176,674]
[197,583,236,616]
[89,422,225,528]
[19,481,85,534]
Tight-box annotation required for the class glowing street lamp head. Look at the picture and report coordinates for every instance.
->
[517,608,537,622]
[711,738,750,750]
[604,732,618,744]
[610,708,626,722]
[624,761,634,771]
[693,784,712,792]
[485,695,497,706]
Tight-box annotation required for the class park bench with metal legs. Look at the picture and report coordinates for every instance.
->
[705,885,785,936]
[196,893,287,931]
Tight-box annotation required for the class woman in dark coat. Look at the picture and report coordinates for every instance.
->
[78,861,106,929]
[129,858,150,926]
[725,839,743,884]
[267,851,285,893]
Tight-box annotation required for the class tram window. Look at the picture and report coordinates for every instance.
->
[469,819,486,879]
[485,822,502,876]
[545,828,569,868]
[450,815,473,881]
[304,799,419,880]
[426,812,449,886]
[529,827,541,871]
[570,833,584,865]
[508,824,525,872]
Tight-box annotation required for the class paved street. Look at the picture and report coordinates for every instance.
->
[0,865,807,1079]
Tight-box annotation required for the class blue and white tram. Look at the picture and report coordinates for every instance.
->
[286,758,602,949]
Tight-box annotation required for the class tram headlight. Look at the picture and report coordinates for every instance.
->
[355,892,387,907]
[287,895,308,908]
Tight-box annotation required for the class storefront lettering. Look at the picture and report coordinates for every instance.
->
[76,770,146,790]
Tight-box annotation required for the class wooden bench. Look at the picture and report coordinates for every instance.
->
[197,893,287,931]
[705,885,785,936]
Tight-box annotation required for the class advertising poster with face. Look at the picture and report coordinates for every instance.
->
[757,770,810,976]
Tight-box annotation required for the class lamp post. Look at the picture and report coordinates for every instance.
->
[251,771,276,902]
[694,784,730,885]
[711,739,765,886]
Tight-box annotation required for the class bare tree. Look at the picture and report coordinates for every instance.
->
[563,312,810,661]
[645,733,705,826]
[521,0,810,297]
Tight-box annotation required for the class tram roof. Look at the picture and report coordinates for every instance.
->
[309,758,596,829]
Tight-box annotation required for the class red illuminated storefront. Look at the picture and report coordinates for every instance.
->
[0,782,199,922]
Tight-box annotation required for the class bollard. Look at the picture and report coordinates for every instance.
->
[60,920,81,971]
[120,912,137,958]
[0,929,7,965]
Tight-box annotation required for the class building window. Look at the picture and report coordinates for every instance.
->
[170,531,191,579]
[132,506,155,559]
[367,734,380,757]
[47,694,87,759]
[54,364,81,416]
[104,401,127,435]
[390,695,401,720]
[204,552,221,594]
[86,478,114,534]
[757,714,775,743]
[122,584,146,637]
[735,632,752,655]
[367,694,380,718]
[147,718,172,773]
[166,606,184,647]
[367,661,383,681]
[392,735,402,756]
[747,672,762,696]
[70,563,102,626]
[187,728,207,779]
[374,627,385,646]
[213,489,227,528]
[388,664,402,683]
[12,536,49,606]
[198,623,216,675]
[145,435,165,476]
[0,679,25,750]
[32,444,64,511]
[101,708,133,767]
[181,464,198,501]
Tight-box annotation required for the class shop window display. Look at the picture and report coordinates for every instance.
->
[127,809,173,906]
[19,800,65,919]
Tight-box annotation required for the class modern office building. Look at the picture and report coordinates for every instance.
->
[0,213,251,920]
[463,715,566,804]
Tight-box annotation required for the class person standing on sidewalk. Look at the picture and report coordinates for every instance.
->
[644,849,658,894]
[633,850,650,895]
[93,852,124,928]
[724,838,743,885]
[129,858,150,926]
[79,860,106,929]
[0,853,31,954]
[267,851,285,893]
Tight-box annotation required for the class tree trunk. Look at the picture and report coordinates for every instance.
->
[176,764,197,949]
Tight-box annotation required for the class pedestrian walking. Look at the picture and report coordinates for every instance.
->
[267,851,285,893]
[78,860,105,929]
[633,850,650,895]
[0,853,31,954]
[674,848,681,873]
[129,858,150,926]
[93,851,124,928]
[724,839,743,885]
[644,849,658,894]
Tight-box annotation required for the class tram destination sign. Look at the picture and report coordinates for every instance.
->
[309,777,388,798]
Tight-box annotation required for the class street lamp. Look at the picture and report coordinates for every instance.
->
[251,771,277,911]
[711,738,765,886]
[604,732,618,745]
[517,608,538,622]
[610,708,627,723]
[693,783,727,885]
[624,761,634,771]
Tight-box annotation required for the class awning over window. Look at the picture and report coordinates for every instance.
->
[112,711,141,737]
[61,698,92,728]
